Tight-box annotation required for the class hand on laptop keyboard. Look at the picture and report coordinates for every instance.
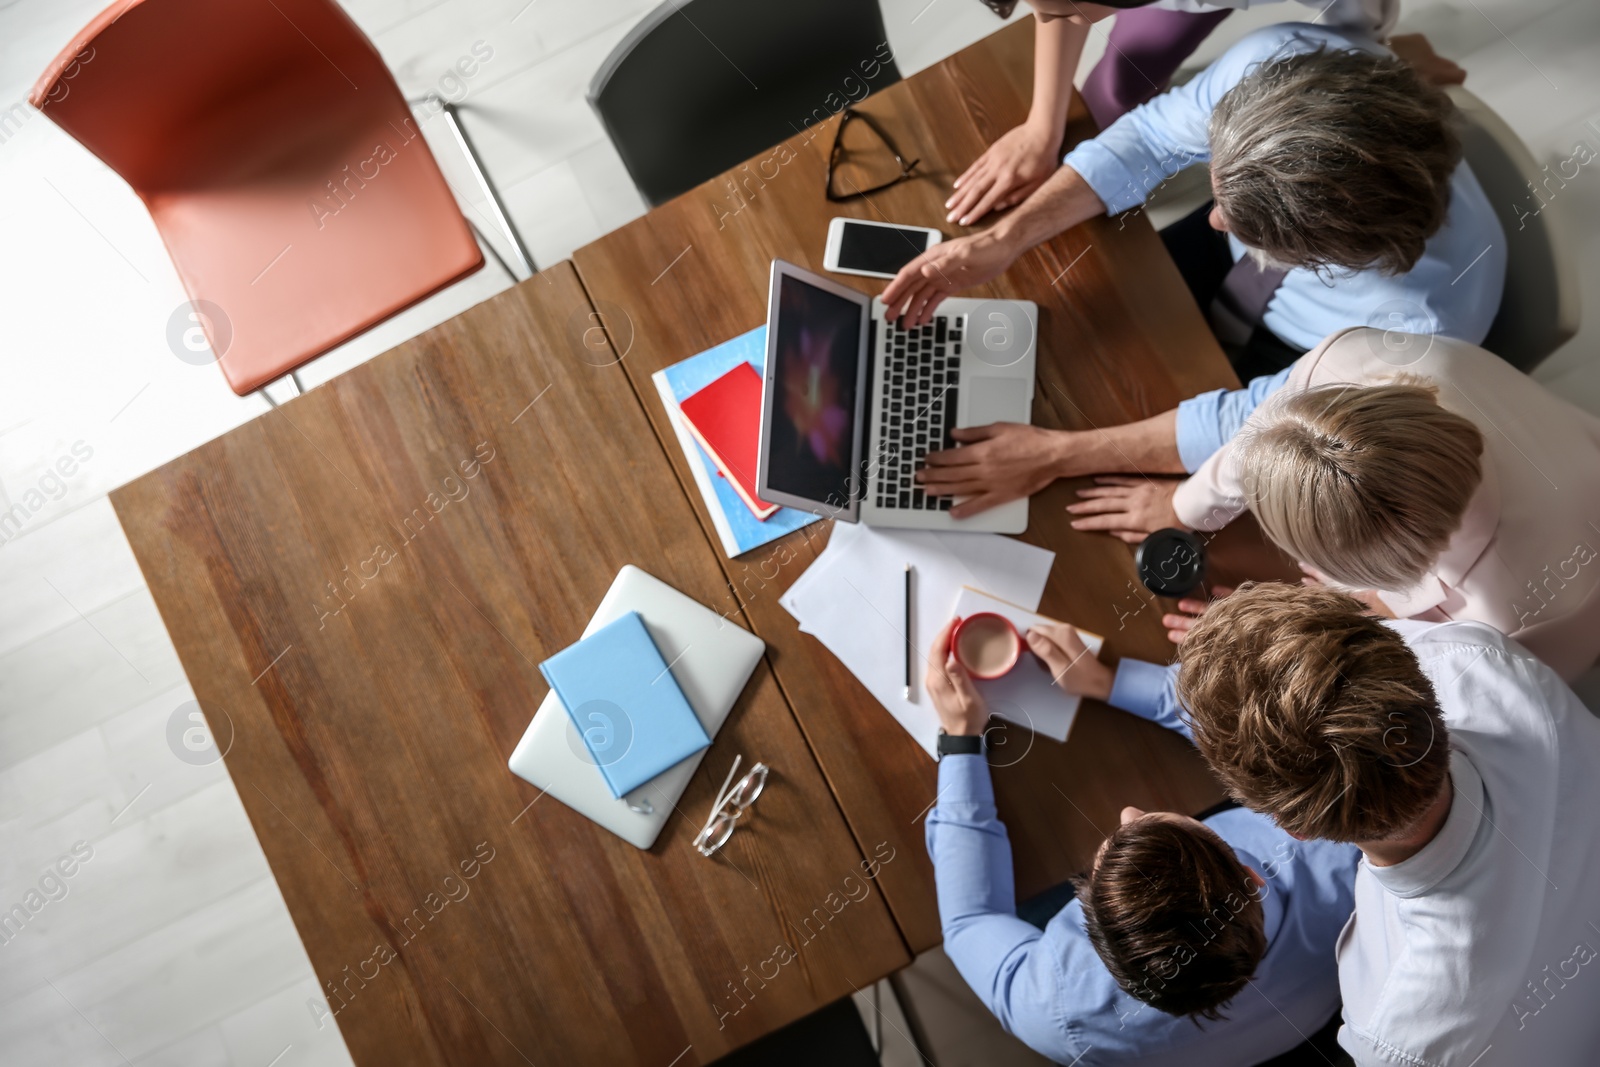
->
[916,421,1068,519]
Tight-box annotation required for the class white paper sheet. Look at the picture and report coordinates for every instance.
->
[779,520,866,634]
[781,526,1054,757]
[949,587,1103,743]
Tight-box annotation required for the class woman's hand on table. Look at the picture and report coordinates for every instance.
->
[944,121,1059,228]
[1066,476,1183,543]
[1160,584,1235,645]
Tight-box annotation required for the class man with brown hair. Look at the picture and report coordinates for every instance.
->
[1178,582,1600,1064]
[1078,809,1271,1020]
[923,618,1359,1064]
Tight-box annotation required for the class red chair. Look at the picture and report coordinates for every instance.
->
[31,0,485,397]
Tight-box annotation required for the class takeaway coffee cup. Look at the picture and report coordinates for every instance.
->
[1135,528,1207,598]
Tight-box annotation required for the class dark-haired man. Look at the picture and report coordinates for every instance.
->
[923,618,1358,1064]
[1179,583,1600,1064]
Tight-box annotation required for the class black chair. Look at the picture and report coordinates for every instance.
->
[588,0,902,206]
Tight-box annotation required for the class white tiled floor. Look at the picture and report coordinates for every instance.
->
[1,1,1597,1064]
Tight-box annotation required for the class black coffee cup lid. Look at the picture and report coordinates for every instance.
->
[1136,528,1206,598]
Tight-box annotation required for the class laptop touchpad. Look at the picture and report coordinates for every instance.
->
[962,377,1030,427]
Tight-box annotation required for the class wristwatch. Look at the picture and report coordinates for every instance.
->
[936,729,984,760]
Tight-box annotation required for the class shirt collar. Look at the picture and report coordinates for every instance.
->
[1381,463,1501,615]
[1363,749,1484,899]
[1232,847,1286,946]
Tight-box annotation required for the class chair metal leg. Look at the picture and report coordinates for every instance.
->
[467,219,520,283]
[438,103,535,280]
[257,373,303,408]
[871,981,884,1057]
[885,972,938,1065]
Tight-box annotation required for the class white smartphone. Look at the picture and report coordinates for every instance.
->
[822,217,942,280]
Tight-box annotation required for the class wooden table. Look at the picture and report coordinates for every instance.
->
[573,18,1293,953]
[113,19,1303,1064]
[111,263,909,1066]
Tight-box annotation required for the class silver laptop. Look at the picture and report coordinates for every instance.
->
[755,259,1038,534]
[507,566,764,850]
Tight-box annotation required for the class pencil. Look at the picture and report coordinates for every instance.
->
[904,563,914,701]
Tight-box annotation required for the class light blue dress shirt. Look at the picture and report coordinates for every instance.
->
[1108,658,1191,738]
[1173,367,1291,472]
[1062,23,1506,354]
[927,750,1358,1066]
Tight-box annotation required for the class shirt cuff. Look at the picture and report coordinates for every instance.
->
[1175,389,1228,472]
[1108,658,1173,721]
[936,753,995,808]
[1171,475,1237,532]
[1060,143,1144,215]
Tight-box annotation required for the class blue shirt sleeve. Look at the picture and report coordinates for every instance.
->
[1107,659,1193,741]
[1174,367,1293,472]
[1062,25,1362,214]
[925,756,1086,1063]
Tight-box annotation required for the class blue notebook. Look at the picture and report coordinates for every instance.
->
[651,325,821,558]
[538,611,711,798]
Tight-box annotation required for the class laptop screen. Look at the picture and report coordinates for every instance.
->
[763,272,866,509]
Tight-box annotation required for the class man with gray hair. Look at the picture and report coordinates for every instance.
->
[950,0,1438,226]
[884,23,1504,379]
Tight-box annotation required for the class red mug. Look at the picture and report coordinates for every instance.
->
[951,612,1023,680]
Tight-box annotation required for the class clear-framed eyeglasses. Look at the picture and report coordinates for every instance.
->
[693,755,768,857]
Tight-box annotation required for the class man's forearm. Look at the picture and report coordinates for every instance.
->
[926,756,1091,1066]
[927,756,1018,920]
[1108,660,1193,742]
[988,164,1107,258]
[1049,410,1186,479]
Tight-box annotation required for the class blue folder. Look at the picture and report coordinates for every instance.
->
[656,325,821,556]
[538,611,711,798]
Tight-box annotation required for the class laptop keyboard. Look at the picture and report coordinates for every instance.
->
[874,315,961,512]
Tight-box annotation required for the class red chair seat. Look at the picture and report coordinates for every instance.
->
[32,0,484,395]
[148,112,481,393]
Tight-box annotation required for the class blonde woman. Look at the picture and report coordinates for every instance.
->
[1068,326,1600,680]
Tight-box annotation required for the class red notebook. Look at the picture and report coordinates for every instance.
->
[677,363,779,521]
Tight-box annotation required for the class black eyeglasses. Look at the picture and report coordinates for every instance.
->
[826,108,921,203]
[981,0,1020,17]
